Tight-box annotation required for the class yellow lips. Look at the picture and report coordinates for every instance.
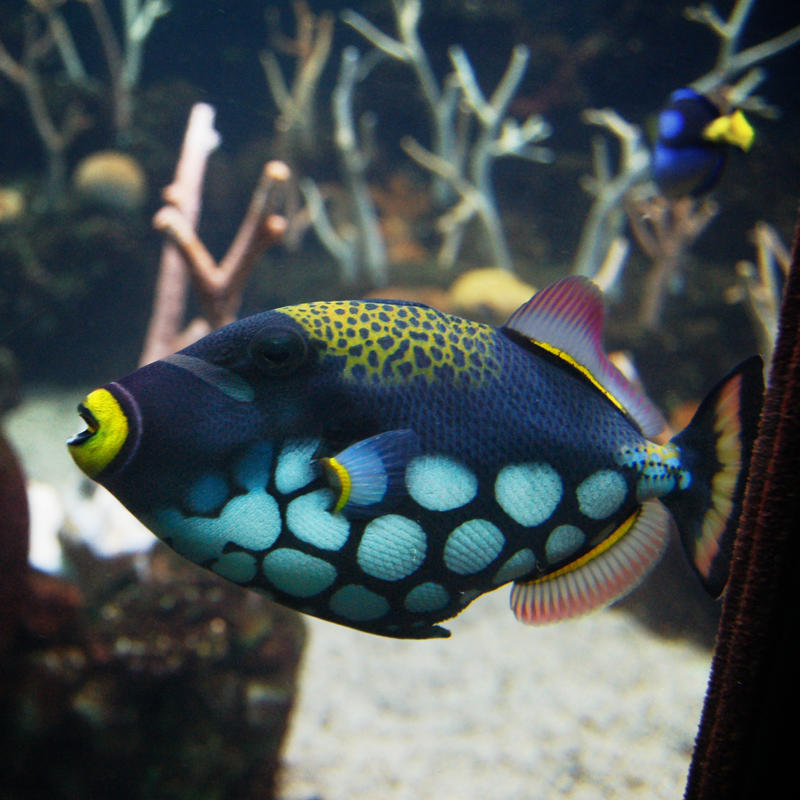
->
[67,388,129,477]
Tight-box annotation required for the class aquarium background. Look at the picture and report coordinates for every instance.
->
[1,1,798,798]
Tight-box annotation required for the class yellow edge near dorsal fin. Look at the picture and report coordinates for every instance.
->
[503,277,667,437]
[532,339,627,417]
[510,500,671,625]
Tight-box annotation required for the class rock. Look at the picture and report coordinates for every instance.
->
[1,542,306,800]
[0,186,25,224]
[448,266,536,321]
[72,151,148,213]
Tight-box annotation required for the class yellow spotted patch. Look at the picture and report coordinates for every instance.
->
[637,440,680,467]
[278,300,501,386]
[615,439,689,500]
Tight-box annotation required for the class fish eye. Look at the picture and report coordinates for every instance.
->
[248,325,308,375]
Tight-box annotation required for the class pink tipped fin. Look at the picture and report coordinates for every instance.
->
[503,277,666,438]
[510,500,670,624]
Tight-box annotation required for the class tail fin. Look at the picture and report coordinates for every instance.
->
[662,356,763,596]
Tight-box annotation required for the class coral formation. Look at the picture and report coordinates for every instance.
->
[1,542,305,800]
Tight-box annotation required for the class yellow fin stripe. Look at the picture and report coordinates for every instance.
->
[531,339,627,416]
[695,371,743,580]
[511,500,670,624]
[533,509,639,585]
[322,456,351,513]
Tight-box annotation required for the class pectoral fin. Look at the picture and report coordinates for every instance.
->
[321,429,419,514]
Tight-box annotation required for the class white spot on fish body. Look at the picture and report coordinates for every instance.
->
[492,548,537,585]
[150,507,230,563]
[212,551,258,583]
[495,462,563,526]
[357,515,427,580]
[405,582,450,613]
[405,455,477,511]
[151,489,281,563]
[216,491,282,551]
[576,470,627,519]
[184,472,229,515]
[262,548,338,597]
[443,519,505,575]
[329,585,390,621]
[275,438,319,495]
[286,489,351,550]
[545,524,586,563]
[233,440,273,491]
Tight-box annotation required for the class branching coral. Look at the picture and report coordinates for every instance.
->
[730,222,791,358]
[402,44,552,272]
[687,0,800,104]
[299,46,389,286]
[0,0,169,207]
[140,104,289,365]
[261,0,335,162]
[79,0,171,136]
[345,0,551,273]
[627,193,719,330]
[0,12,90,206]
[571,108,650,282]
[343,0,461,208]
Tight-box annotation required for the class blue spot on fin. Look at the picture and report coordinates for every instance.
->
[510,499,670,624]
[322,429,420,515]
[502,277,666,438]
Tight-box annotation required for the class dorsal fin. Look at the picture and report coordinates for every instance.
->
[502,277,666,438]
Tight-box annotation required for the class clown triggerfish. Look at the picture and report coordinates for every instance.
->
[654,87,755,197]
[68,277,763,638]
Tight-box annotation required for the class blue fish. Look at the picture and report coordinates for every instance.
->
[654,87,755,197]
[67,278,762,638]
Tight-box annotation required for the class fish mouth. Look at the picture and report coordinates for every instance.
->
[66,387,131,478]
[68,402,99,446]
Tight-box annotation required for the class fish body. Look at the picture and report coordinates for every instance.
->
[68,278,762,638]
[654,87,755,197]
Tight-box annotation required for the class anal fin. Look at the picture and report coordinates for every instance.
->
[511,500,670,624]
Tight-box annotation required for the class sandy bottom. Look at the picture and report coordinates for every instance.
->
[277,593,710,800]
[7,388,712,800]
